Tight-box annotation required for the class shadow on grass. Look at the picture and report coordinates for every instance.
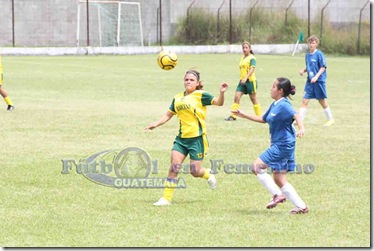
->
[234,209,287,216]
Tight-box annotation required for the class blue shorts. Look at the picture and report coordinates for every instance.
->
[303,81,327,100]
[259,143,295,172]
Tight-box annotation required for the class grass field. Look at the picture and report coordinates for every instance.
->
[0,53,370,247]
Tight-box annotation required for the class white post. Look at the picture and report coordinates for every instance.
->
[76,3,81,47]
[97,5,102,47]
[138,3,144,46]
[117,2,121,46]
[292,39,299,56]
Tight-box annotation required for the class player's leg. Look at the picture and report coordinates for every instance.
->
[319,99,334,126]
[299,98,309,121]
[249,80,261,116]
[252,157,286,209]
[0,59,14,110]
[315,82,334,126]
[226,81,246,121]
[154,149,187,206]
[0,83,14,111]
[249,93,261,116]
[273,172,308,214]
[299,81,314,121]
[225,91,244,121]
[189,135,216,189]
[277,148,308,214]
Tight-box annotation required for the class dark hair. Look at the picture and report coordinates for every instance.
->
[277,77,296,98]
[185,69,204,90]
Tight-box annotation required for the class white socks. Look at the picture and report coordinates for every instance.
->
[299,106,333,121]
[299,108,307,121]
[324,107,334,120]
[281,182,307,209]
[256,172,282,196]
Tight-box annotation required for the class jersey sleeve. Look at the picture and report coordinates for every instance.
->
[262,104,272,123]
[250,58,256,68]
[318,51,327,68]
[168,98,176,114]
[280,101,297,120]
[201,92,215,106]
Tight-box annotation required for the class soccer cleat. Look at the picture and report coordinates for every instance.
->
[266,194,287,209]
[6,105,14,111]
[323,119,335,127]
[289,207,309,214]
[153,197,171,206]
[224,115,236,121]
[207,173,217,190]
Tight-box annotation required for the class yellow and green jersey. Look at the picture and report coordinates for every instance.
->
[239,54,256,82]
[169,90,215,138]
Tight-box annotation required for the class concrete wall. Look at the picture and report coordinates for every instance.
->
[0,0,370,47]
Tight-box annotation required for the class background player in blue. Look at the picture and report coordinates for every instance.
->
[299,35,334,126]
[233,77,308,214]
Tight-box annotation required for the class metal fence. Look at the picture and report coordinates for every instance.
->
[0,0,370,54]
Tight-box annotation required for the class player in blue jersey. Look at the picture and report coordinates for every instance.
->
[233,77,308,214]
[299,35,334,126]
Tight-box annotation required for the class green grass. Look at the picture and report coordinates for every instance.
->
[0,53,370,247]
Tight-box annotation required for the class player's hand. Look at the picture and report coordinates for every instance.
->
[299,69,304,76]
[144,124,157,131]
[310,76,318,83]
[220,83,228,93]
[296,129,305,138]
[231,109,244,118]
[240,78,246,84]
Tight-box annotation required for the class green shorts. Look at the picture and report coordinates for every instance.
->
[236,80,258,94]
[172,135,208,160]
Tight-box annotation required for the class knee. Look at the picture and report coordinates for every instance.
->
[251,163,267,175]
[189,164,201,177]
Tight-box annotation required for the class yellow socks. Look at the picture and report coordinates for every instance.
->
[231,103,240,118]
[253,104,261,116]
[163,178,177,202]
[4,96,13,106]
[202,169,210,180]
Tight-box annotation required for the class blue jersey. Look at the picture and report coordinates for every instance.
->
[305,49,327,82]
[262,98,296,145]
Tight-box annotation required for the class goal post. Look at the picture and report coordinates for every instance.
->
[76,0,144,47]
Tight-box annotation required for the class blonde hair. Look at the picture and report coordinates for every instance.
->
[307,35,320,44]
[185,69,203,90]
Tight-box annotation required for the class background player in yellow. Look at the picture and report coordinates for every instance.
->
[225,41,261,121]
[145,69,228,206]
[0,53,14,111]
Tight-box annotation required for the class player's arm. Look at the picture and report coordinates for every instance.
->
[232,109,266,123]
[299,67,307,76]
[310,66,326,83]
[144,110,174,130]
[294,113,305,138]
[212,83,228,106]
[241,66,255,84]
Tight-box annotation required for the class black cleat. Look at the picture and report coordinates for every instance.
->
[224,115,236,121]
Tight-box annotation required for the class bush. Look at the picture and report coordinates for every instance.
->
[172,7,370,55]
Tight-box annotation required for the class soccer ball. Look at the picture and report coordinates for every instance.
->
[157,50,178,70]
